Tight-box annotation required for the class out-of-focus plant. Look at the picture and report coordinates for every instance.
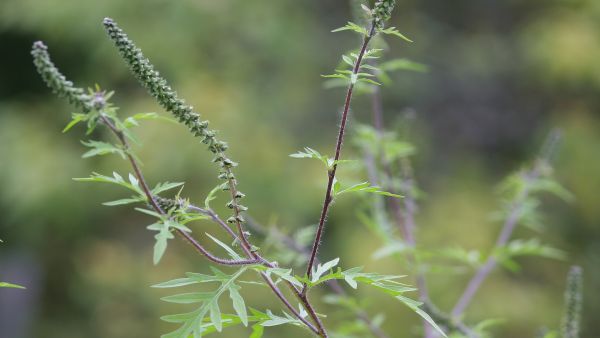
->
[30,1,449,337]
[0,240,25,289]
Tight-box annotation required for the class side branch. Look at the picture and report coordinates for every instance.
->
[98,114,260,266]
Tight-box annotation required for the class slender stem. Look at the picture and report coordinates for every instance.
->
[305,23,376,285]
[261,272,320,335]
[450,165,542,318]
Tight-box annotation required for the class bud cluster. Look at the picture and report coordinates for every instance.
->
[373,0,396,30]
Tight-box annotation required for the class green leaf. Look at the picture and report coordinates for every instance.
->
[229,285,248,326]
[81,140,126,159]
[321,73,349,81]
[289,147,331,168]
[262,267,303,288]
[312,257,340,283]
[378,27,413,42]
[122,112,176,128]
[396,295,447,337]
[161,292,214,304]
[152,277,198,288]
[380,58,428,73]
[530,178,574,202]
[342,55,355,66]
[152,181,185,195]
[495,238,566,271]
[260,310,304,327]
[332,21,368,36]
[205,183,227,209]
[158,268,249,337]
[153,233,169,265]
[335,182,402,198]
[62,113,87,133]
[0,282,26,289]
[209,301,222,332]
[206,233,242,260]
[74,172,144,196]
[102,197,144,206]
[249,324,264,338]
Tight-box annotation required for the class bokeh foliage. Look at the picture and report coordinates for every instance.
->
[0,0,598,337]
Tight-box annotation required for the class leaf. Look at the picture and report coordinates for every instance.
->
[158,268,249,337]
[205,183,227,209]
[0,282,25,289]
[81,140,126,159]
[152,181,185,195]
[321,73,350,81]
[263,267,303,287]
[74,172,144,196]
[380,58,428,73]
[62,113,87,133]
[530,178,574,202]
[249,324,264,338]
[161,292,213,304]
[315,264,447,337]
[152,277,198,288]
[229,285,248,326]
[312,257,340,283]
[260,310,304,327]
[153,233,169,265]
[342,55,355,66]
[289,147,331,168]
[396,295,447,337]
[206,233,242,260]
[209,301,222,332]
[379,27,413,42]
[332,21,368,36]
[102,197,144,206]
[495,238,566,271]
[335,182,402,198]
[122,112,176,128]
[372,241,409,260]
[383,141,416,161]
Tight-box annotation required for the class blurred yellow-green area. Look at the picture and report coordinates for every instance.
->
[0,0,599,337]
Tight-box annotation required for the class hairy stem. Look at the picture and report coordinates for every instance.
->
[304,23,377,287]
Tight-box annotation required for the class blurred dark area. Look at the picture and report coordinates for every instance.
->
[0,0,598,337]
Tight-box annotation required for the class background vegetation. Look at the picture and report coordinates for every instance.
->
[0,0,598,337]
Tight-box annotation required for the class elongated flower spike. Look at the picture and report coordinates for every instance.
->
[31,41,94,112]
[102,17,249,239]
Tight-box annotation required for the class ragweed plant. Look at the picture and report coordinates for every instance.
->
[31,1,448,337]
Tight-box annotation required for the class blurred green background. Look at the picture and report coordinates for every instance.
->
[0,0,598,337]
